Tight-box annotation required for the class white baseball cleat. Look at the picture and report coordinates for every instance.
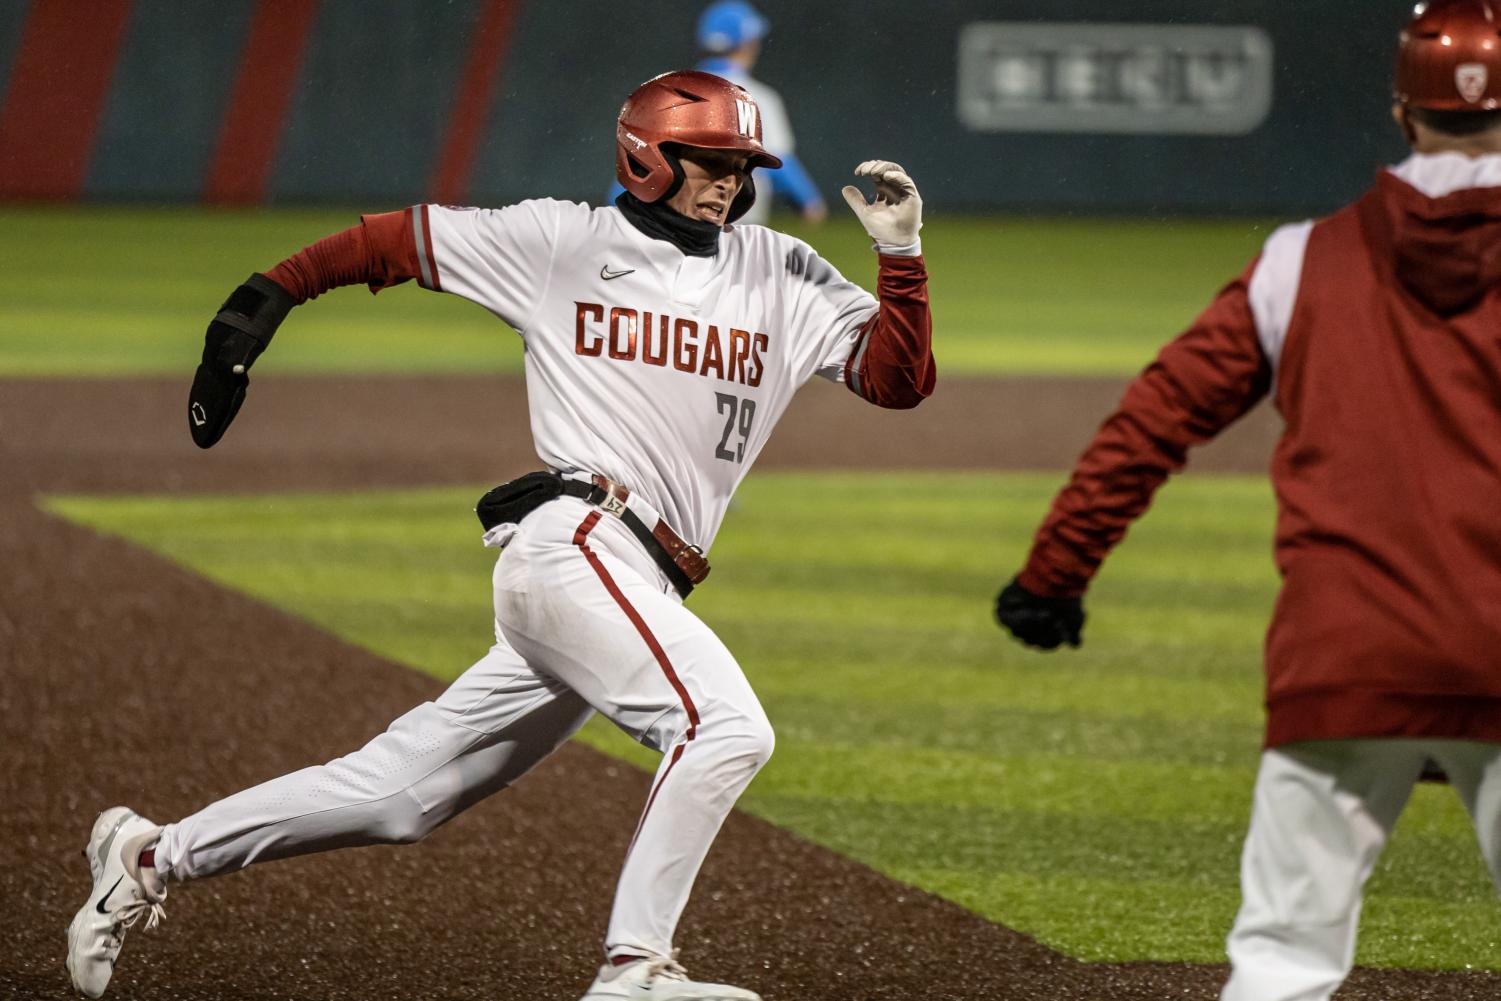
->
[579,953,761,1000]
[66,807,167,998]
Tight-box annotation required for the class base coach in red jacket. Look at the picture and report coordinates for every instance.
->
[995,2,1501,998]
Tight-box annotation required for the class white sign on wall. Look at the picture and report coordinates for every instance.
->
[957,22,1274,135]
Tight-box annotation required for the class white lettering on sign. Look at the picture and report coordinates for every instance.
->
[957,23,1273,135]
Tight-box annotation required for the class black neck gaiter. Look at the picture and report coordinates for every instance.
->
[615,192,721,258]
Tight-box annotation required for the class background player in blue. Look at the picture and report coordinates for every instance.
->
[693,1,826,224]
[609,1,826,225]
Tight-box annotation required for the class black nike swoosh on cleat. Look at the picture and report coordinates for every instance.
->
[96,875,124,914]
[600,265,635,280]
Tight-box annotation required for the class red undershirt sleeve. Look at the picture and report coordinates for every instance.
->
[263,209,423,305]
[844,254,935,409]
[1018,258,1271,598]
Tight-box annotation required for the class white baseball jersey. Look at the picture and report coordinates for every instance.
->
[412,199,878,551]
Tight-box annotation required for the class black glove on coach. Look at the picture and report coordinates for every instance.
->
[994,576,1086,650]
[187,273,295,449]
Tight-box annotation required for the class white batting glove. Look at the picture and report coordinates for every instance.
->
[840,160,923,256]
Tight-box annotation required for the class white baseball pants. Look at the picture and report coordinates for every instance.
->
[154,496,774,960]
[1221,738,1501,1001]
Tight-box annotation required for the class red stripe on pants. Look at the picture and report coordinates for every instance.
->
[428,0,523,204]
[628,743,686,856]
[573,511,700,851]
[203,0,321,204]
[0,0,135,200]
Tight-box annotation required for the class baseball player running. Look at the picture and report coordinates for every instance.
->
[65,70,932,1001]
[994,3,1501,999]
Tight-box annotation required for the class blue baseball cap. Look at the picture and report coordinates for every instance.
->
[696,1,768,53]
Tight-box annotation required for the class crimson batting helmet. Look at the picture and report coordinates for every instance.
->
[1396,0,1501,110]
[615,70,782,223]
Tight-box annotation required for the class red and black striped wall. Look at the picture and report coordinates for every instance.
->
[0,2,1408,215]
[0,0,524,205]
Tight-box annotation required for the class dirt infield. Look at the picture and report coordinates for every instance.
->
[3,375,1496,1000]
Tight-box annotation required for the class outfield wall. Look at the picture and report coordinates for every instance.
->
[0,0,1408,215]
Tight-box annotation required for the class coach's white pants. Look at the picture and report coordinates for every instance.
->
[154,497,773,961]
[1221,739,1501,1001]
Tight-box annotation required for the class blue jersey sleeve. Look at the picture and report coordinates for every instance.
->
[767,153,823,210]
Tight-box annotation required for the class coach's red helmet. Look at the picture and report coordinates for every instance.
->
[616,70,782,220]
[1396,0,1501,110]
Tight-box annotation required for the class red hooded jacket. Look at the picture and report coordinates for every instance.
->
[1019,154,1501,747]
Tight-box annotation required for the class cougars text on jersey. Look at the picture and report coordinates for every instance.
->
[574,301,769,388]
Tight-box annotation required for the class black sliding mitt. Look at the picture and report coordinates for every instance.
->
[188,273,294,449]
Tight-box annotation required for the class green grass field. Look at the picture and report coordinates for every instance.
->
[45,473,1501,968]
[0,206,1273,377]
[19,205,1497,969]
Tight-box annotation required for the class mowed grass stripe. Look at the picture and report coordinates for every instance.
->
[43,471,1501,968]
[778,698,1260,768]
[2,206,1270,376]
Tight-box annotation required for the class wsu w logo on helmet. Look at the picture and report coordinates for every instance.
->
[735,98,758,138]
[1457,63,1489,103]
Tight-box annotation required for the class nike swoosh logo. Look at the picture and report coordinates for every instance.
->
[96,875,124,915]
[600,265,635,281]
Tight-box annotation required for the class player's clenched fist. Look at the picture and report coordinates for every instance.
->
[840,160,923,251]
[994,576,1085,651]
